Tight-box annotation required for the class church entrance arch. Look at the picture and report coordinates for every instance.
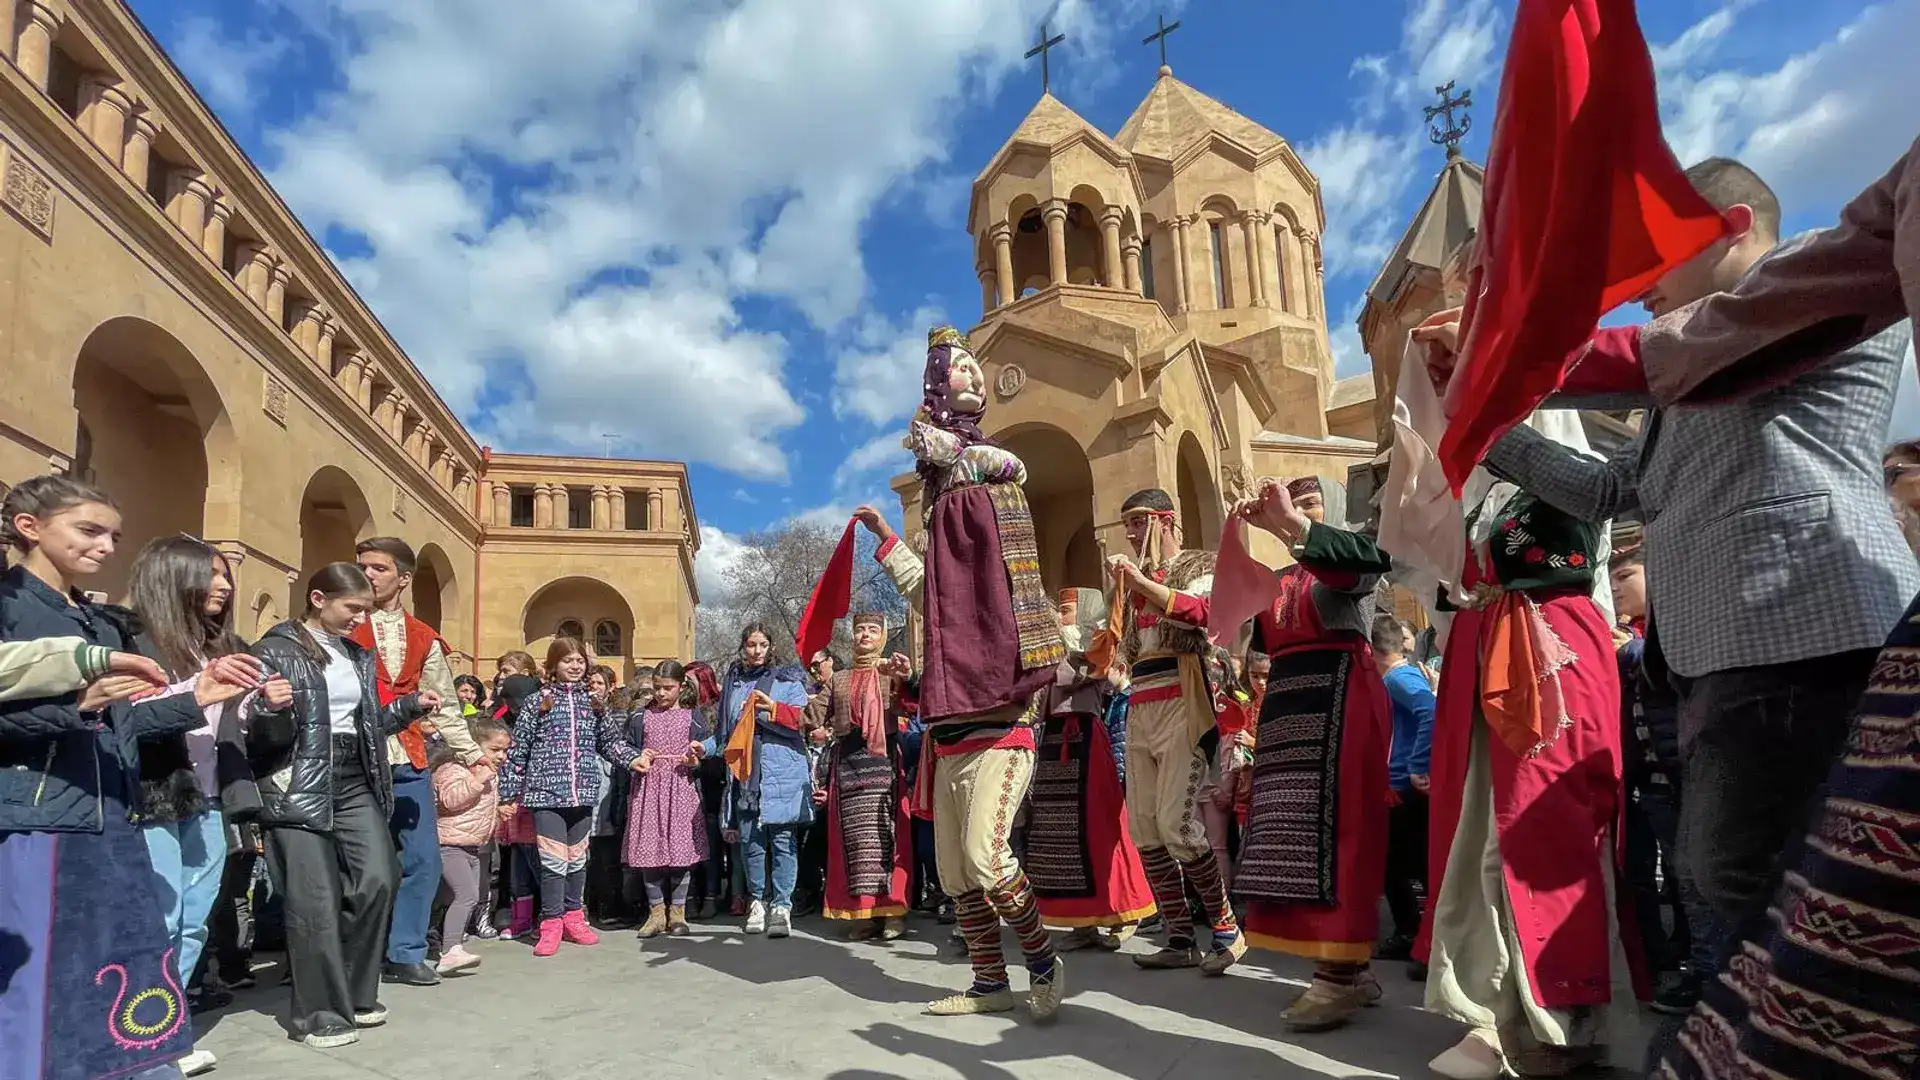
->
[294,467,375,613]
[413,542,461,643]
[997,422,1101,595]
[1175,431,1222,553]
[521,576,636,678]
[70,317,238,600]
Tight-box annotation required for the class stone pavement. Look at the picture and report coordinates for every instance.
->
[195,915,1645,1079]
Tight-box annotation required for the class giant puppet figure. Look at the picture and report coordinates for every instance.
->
[862,326,1066,1021]
[1107,489,1246,974]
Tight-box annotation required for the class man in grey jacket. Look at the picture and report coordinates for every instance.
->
[1455,158,1918,940]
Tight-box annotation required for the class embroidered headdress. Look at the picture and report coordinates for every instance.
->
[919,325,987,443]
[1285,476,1322,499]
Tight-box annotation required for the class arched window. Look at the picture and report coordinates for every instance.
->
[593,620,622,660]
[557,618,585,642]
[1208,220,1228,309]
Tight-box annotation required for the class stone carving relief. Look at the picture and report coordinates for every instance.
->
[392,487,407,521]
[2,149,56,239]
[262,374,289,425]
[1220,462,1253,505]
[994,363,1027,400]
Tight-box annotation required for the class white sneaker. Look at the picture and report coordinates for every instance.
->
[745,900,767,934]
[179,1048,218,1076]
[768,906,792,939]
[435,946,482,976]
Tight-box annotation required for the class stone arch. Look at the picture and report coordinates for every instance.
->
[1005,194,1048,296]
[1065,184,1110,286]
[521,576,636,676]
[1176,431,1223,553]
[412,542,459,635]
[1270,203,1306,313]
[70,316,241,599]
[249,590,280,641]
[1197,196,1241,310]
[997,422,1101,593]
[293,466,375,614]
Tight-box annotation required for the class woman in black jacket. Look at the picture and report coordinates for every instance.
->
[248,562,437,1049]
[0,475,261,1080]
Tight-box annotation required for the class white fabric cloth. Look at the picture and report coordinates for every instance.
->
[314,631,363,736]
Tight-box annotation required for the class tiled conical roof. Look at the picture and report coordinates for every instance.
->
[1115,67,1284,161]
[1364,152,1484,304]
[975,92,1126,182]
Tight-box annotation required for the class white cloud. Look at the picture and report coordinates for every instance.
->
[1657,0,1920,217]
[831,429,912,498]
[1328,296,1371,378]
[258,0,1063,479]
[169,16,291,115]
[831,306,946,427]
[694,524,750,605]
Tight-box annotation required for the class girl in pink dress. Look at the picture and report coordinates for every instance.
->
[618,660,709,938]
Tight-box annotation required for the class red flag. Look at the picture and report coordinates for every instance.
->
[1439,0,1729,491]
[795,519,858,664]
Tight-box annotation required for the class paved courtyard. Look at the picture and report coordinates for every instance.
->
[197,915,1647,1079]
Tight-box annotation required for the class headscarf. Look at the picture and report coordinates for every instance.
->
[914,326,991,490]
[847,613,889,751]
[1058,587,1106,655]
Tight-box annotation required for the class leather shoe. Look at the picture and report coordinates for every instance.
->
[380,961,441,986]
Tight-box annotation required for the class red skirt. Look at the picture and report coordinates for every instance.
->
[1028,715,1158,927]
[822,760,913,921]
[1242,640,1391,962]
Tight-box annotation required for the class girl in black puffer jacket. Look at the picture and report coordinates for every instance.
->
[247,562,434,1049]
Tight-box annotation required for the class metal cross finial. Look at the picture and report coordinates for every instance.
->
[1425,81,1473,157]
[1026,21,1067,93]
[1142,13,1182,68]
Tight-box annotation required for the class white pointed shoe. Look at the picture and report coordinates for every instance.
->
[1429,1028,1505,1080]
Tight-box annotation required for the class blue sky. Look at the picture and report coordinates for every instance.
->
[128,0,1917,596]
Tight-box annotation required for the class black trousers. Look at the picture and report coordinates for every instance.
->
[532,807,592,918]
[205,847,258,984]
[264,740,398,1036]
[1674,647,1878,937]
[1383,790,1429,938]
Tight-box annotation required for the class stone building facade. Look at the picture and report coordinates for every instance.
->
[892,65,1377,597]
[0,0,696,679]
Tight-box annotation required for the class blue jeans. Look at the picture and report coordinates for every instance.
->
[741,818,799,910]
[141,804,228,987]
[386,764,442,964]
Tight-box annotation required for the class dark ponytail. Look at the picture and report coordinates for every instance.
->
[291,562,372,663]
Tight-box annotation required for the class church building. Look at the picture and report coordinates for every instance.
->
[0,0,697,677]
[893,62,1378,589]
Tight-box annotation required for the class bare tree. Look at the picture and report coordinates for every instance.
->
[693,519,906,670]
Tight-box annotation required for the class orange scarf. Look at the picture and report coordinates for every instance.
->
[1479,591,1575,758]
[724,694,758,783]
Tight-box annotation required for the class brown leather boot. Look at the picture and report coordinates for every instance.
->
[667,906,691,936]
[635,907,668,939]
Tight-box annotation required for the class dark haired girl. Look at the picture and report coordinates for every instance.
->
[706,623,811,938]
[0,475,262,1080]
[614,660,710,937]
[247,562,437,1049]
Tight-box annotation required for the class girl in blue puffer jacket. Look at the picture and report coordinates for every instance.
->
[705,623,811,938]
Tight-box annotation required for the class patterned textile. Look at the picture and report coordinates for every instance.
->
[1657,603,1920,1080]
[1238,648,1351,904]
[621,707,709,869]
[1139,845,1194,943]
[955,889,1008,986]
[1028,718,1095,897]
[985,867,1056,969]
[832,740,898,896]
[987,481,1065,672]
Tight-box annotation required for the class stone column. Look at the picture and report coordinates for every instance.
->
[609,487,627,530]
[266,262,292,327]
[434,448,455,487]
[122,109,157,191]
[532,484,554,529]
[1305,231,1324,317]
[314,313,336,375]
[166,171,212,243]
[388,397,409,443]
[15,2,58,91]
[203,197,232,266]
[452,468,472,503]
[1042,200,1069,287]
[1121,235,1142,294]
[289,299,324,358]
[1,0,17,62]
[990,222,1015,307]
[647,489,665,532]
[977,265,996,314]
[235,242,271,306]
[490,482,511,526]
[78,78,133,161]
[1169,218,1191,313]
[1240,211,1268,307]
[371,387,396,432]
[1099,208,1124,288]
[591,486,611,531]
[335,346,364,399]
[405,423,428,465]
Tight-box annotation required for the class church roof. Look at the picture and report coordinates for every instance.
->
[1363,153,1484,305]
[1327,373,1376,411]
[1115,67,1284,161]
[975,92,1126,182]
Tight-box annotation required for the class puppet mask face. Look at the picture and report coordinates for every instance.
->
[947,349,985,413]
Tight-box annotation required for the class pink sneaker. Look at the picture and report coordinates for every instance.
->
[435,946,481,976]
[531,918,564,957]
[561,910,600,946]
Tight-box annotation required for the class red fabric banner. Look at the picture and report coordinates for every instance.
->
[795,519,858,665]
[1439,0,1728,491]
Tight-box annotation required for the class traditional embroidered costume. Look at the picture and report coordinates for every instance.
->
[1232,477,1395,1030]
[806,617,914,936]
[1419,472,1644,1080]
[878,325,1065,1020]
[1113,490,1245,973]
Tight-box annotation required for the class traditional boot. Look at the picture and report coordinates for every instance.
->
[531,918,564,957]
[667,906,691,936]
[847,920,880,942]
[635,906,668,939]
[503,897,535,940]
[560,909,600,946]
[880,916,906,941]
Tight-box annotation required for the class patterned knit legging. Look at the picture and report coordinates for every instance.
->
[955,868,1055,989]
[532,807,592,919]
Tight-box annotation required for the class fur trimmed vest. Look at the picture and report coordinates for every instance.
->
[1121,549,1216,663]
